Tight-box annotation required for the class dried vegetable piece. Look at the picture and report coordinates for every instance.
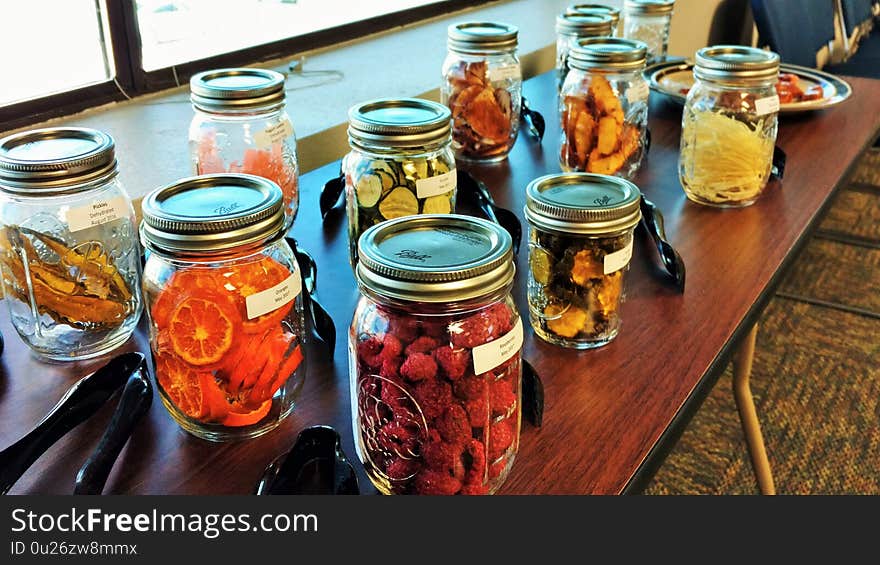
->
[560,75,642,175]
[149,256,303,427]
[354,302,521,494]
[444,61,518,160]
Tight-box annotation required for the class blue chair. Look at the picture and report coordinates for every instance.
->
[829,0,880,76]
[749,0,836,67]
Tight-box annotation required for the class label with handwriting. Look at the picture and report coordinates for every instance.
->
[472,317,523,375]
[488,64,521,83]
[416,168,457,198]
[755,95,780,116]
[603,240,634,274]
[245,273,301,320]
[254,118,294,148]
[66,196,129,232]
[626,81,650,104]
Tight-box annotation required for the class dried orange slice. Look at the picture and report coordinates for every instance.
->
[217,257,293,334]
[222,399,272,427]
[168,296,236,366]
[155,354,209,420]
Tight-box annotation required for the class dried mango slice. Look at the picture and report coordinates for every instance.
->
[422,195,452,214]
[356,174,382,207]
[587,148,626,175]
[544,303,588,338]
[596,116,621,156]
[574,111,596,167]
[378,187,419,220]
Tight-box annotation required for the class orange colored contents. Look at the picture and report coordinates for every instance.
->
[151,256,304,427]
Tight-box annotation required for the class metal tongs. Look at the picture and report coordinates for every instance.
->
[638,198,686,292]
[0,352,151,495]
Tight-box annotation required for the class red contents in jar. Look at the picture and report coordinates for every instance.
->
[355,302,521,494]
[151,256,303,427]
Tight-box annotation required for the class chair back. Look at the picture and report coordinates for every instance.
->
[750,0,836,67]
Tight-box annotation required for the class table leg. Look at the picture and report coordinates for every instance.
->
[732,323,776,495]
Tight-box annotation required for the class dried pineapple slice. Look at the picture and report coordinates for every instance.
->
[378,187,419,220]
[544,303,588,338]
[571,249,604,286]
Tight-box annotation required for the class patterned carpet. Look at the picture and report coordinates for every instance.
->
[645,149,880,495]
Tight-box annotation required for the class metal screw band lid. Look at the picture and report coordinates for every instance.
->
[525,173,642,235]
[568,37,648,71]
[348,98,452,150]
[566,4,620,27]
[623,0,675,15]
[556,12,615,36]
[140,173,285,254]
[190,68,286,111]
[447,22,519,53]
[0,127,117,194]
[694,45,780,85]
[356,214,515,303]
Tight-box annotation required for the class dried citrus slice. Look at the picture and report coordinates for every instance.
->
[216,257,292,334]
[379,187,419,220]
[168,296,235,366]
[222,399,272,427]
[529,246,553,285]
[422,194,452,214]
[155,354,209,420]
[356,174,382,207]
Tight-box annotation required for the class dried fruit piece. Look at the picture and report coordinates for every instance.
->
[356,173,383,207]
[571,249,603,286]
[168,296,236,366]
[422,195,452,214]
[529,246,553,285]
[544,303,588,338]
[378,187,419,220]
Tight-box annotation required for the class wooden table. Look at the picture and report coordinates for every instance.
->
[2,71,878,495]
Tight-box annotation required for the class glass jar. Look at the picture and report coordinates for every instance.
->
[560,38,649,180]
[679,46,780,208]
[441,22,521,162]
[351,214,522,495]
[556,12,615,90]
[189,68,300,228]
[140,174,306,441]
[566,3,621,35]
[0,127,142,361]
[525,173,641,349]
[344,98,457,267]
[622,0,674,63]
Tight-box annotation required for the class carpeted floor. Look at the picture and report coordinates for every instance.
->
[645,148,880,495]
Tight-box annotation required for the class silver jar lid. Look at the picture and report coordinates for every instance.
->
[694,45,780,85]
[140,173,284,254]
[348,98,451,150]
[556,12,615,36]
[190,68,286,111]
[356,214,514,303]
[525,173,641,235]
[568,37,648,72]
[0,127,117,194]
[447,22,519,53]
[567,4,620,27]
[623,0,675,15]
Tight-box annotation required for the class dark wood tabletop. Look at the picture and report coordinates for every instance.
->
[2,71,878,495]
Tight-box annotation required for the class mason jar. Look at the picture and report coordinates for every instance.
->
[560,38,649,179]
[622,0,674,63]
[140,174,306,441]
[0,127,142,361]
[441,22,521,162]
[525,173,641,349]
[679,46,780,208]
[556,12,615,90]
[189,68,300,228]
[351,215,522,495]
[344,98,457,267]
[567,3,621,33]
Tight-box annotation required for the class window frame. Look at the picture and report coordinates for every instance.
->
[1,0,493,133]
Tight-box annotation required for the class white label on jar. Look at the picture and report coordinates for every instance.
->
[66,196,129,232]
[488,64,521,83]
[415,168,457,198]
[245,273,301,320]
[603,240,634,274]
[626,81,650,104]
[471,317,523,375]
[254,117,294,148]
[755,95,780,116]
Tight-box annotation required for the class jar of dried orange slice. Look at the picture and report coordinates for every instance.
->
[559,38,649,180]
[442,22,521,162]
[140,174,306,441]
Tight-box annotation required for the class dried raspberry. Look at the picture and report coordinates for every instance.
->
[413,469,462,495]
[436,404,471,445]
[489,456,508,480]
[488,418,516,461]
[400,352,438,382]
[433,346,471,380]
[454,374,488,401]
[421,440,465,481]
[449,312,492,349]
[421,319,449,338]
[380,377,406,409]
[378,421,419,457]
[357,335,384,368]
[380,357,402,380]
[490,377,517,417]
[386,313,420,343]
[405,336,440,356]
[386,458,420,481]
[464,398,490,428]
[486,302,514,334]
[412,379,452,420]
[380,334,403,360]
[463,438,486,487]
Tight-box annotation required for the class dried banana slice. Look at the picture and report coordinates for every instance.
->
[378,187,419,220]
[356,174,383,207]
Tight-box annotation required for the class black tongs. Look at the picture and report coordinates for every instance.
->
[638,198,686,292]
[286,236,337,355]
[521,97,546,142]
[457,170,522,256]
[0,352,148,495]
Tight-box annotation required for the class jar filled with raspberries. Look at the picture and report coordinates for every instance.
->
[560,37,649,179]
[141,174,306,441]
[442,22,521,163]
[525,173,641,349]
[351,214,522,495]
